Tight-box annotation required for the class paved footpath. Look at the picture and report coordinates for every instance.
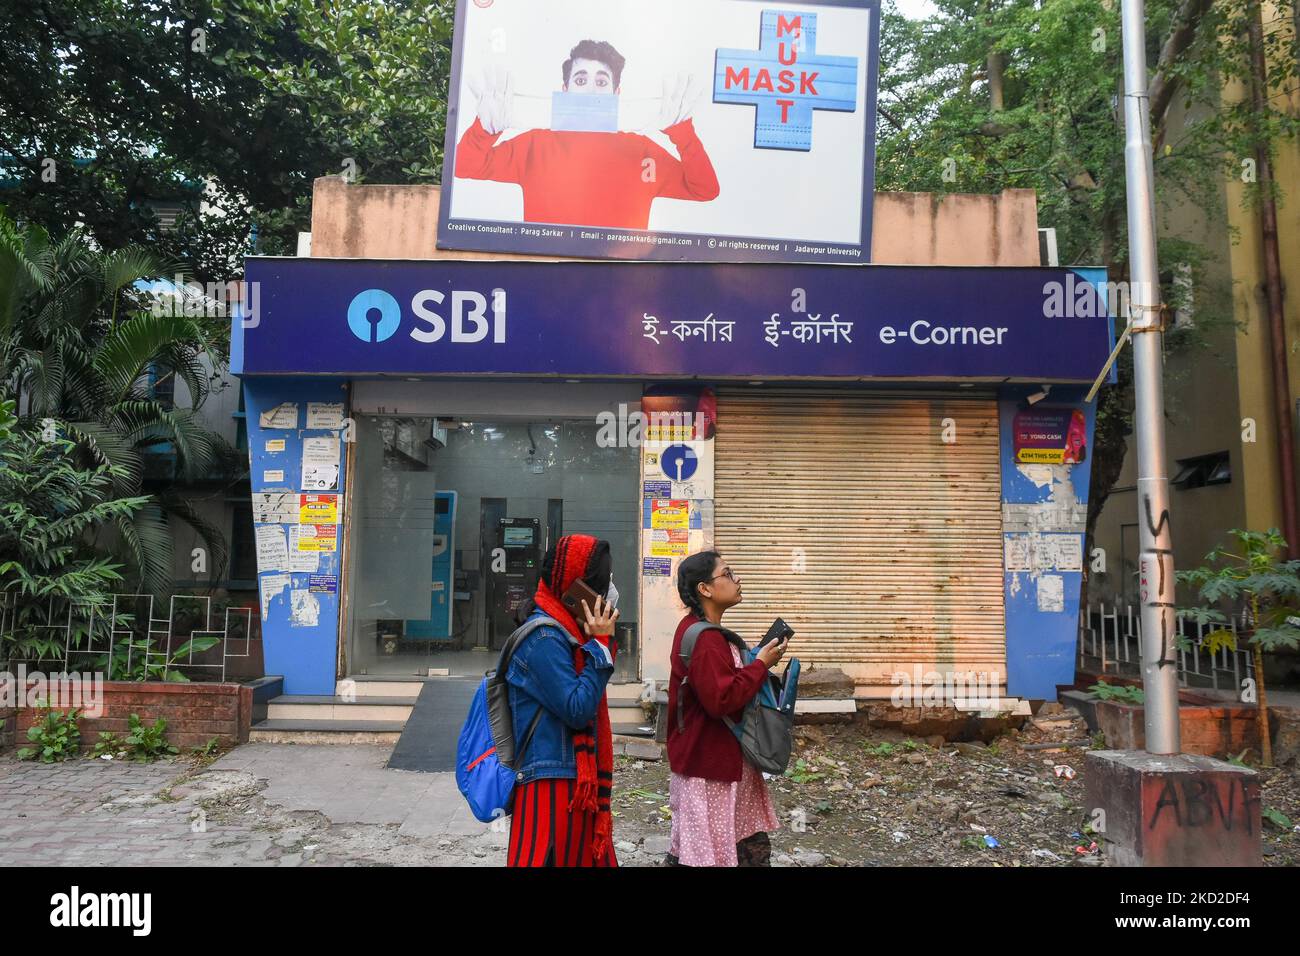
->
[0,744,668,867]
[0,744,510,866]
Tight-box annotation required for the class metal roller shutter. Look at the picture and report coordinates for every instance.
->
[714,388,1005,697]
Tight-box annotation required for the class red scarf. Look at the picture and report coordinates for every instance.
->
[530,534,615,863]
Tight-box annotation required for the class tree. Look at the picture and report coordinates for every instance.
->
[1178,528,1300,766]
[0,211,236,593]
[875,0,1299,545]
[0,405,149,665]
[0,0,455,281]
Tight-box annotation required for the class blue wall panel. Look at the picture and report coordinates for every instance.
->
[244,378,349,696]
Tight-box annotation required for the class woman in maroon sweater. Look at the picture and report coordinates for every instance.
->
[665,550,789,866]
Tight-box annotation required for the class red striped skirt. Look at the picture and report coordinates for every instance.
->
[507,778,618,868]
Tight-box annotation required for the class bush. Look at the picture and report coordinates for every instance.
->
[17,705,81,762]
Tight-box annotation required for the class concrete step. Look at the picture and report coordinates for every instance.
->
[606,682,647,703]
[612,722,657,738]
[249,718,405,745]
[609,702,649,719]
[268,695,416,721]
[612,733,664,759]
[336,679,428,699]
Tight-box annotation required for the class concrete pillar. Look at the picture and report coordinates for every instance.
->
[1085,750,1261,866]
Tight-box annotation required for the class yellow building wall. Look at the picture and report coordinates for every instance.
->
[1224,1,1300,540]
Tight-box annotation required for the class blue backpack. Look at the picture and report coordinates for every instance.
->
[456,615,559,824]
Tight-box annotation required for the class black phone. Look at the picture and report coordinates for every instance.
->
[755,618,794,652]
[561,578,602,618]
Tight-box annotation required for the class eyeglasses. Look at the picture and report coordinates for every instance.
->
[710,568,738,583]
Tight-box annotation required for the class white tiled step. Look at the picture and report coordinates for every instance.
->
[606,682,647,703]
[269,695,416,721]
[609,702,649,719]
[335,680,427,698]
[795,699,858,714]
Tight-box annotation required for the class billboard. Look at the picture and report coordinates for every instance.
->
[437,0,880,263]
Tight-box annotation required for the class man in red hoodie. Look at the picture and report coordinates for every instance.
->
[454,40,721,230]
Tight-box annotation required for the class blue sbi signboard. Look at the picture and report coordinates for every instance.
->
[237,257,1115,384]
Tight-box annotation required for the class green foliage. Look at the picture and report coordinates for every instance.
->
[866,741,897,757]
[0,0,455,280]
[1177,528,1300,653]
[191,736,223,757]
[17,705,81,762]
[122,713,178,761]
[1261,807,1293,830]
[90,731,127,759]
[94,633,222,682]
[1088,680,1146,704]
[0,398,14,443]
[0,425,148,663]
[875,0,1299,528]
[0,212,237,595]
[784,758,824,783]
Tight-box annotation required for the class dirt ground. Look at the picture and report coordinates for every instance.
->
[609,720,1300,867]
[6,717,1295,867]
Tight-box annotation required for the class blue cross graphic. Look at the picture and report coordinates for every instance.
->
[714,9,858,151]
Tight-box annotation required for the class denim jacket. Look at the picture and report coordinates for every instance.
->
[506,610,615,784]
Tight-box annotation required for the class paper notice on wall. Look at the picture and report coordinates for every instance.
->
[259,402,298,429]
[642,557,672,577]
[648,529,689,557]
[1037,574,1065,613]
[255,525,289,571]
[294,525,337,552]
[1004,533,1083,573]
[299,493,339,524]
[1004,535,1033,572]
[260,573,291,617]
[650,499,690,530]
[301,437,340,491]
[252,492,298,524]
[287,527,321,572]
[263,470,285,484]
[306,402,346,430]
[1041,534,1083,572]
[290,589,321,627]
[643,480,672,499]
[265,439,286,453]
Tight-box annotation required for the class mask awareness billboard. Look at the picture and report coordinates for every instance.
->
[437,0,880,263]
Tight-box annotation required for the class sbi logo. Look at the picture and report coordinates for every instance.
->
[347,287,506,344]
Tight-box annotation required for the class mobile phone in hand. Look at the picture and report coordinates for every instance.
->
[561,578,602,618]
[756,618,794,652]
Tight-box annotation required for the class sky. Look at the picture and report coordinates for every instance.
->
[891,0,939,19]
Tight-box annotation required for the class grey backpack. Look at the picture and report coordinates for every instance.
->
[676,621,796,774]
[486,615,562,770]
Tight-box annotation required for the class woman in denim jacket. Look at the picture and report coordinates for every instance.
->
[505,533,620,867]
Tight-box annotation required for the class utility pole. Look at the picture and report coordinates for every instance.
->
[1120,0,1180,755]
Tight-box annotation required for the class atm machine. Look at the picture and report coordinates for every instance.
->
[404,490,458,640]
[488,516,541,649]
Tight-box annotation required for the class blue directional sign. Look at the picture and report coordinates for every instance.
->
[714,9,859,150]
[661,444,700,483]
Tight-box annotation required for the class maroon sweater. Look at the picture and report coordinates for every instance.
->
[666,614,770,782]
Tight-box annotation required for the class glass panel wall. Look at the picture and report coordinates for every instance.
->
[346,415,638,679]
